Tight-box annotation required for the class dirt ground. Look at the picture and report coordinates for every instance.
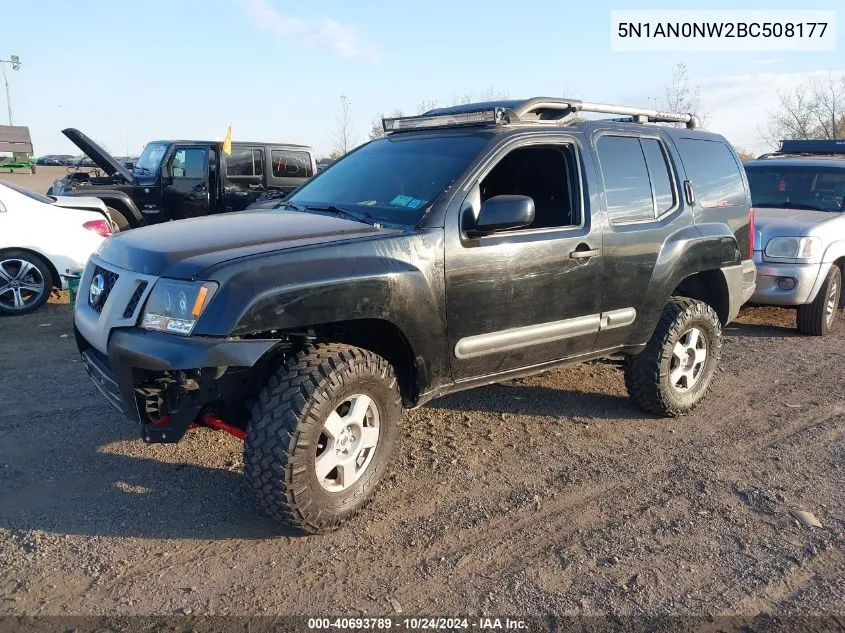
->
[1,293,843,627]
[0,165,70,194]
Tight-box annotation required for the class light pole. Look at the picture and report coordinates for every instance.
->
[0,55,22,126]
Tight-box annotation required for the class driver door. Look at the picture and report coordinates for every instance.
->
[162,146,210,220]
[444,138,604,381]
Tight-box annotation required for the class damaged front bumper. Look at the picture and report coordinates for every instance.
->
[76,326,279,443]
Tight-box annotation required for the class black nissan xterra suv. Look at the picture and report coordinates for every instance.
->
[48,128,316,230]
[74,98,756,533]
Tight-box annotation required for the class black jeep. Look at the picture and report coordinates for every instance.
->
[73,98,756,533]
[48,128,316,229]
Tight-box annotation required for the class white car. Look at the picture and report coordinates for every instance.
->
[0,181,114,315]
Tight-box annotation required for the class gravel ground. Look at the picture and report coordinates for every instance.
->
[1,296,843,626]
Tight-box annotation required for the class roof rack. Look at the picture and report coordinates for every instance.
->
[382,97,701,134]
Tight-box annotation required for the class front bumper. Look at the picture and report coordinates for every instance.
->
[750,259,825,306]
[76,326,278,443]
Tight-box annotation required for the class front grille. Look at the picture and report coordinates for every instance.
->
[123,282,148,319]
[89,265,120,313]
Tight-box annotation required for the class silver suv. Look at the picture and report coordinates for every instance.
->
[745,140,845,335]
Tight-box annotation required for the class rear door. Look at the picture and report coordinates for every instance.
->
[592,130,692,350]
[223,146,266,211]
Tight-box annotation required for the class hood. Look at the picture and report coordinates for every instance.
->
[752,206,837,246]
[62,128,136,184]
[97,210,395,278]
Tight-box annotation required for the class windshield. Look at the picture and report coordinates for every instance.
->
[288,134,490,226]
[134,142,169,175]
[746,164,845,212]
[1,180,54,204]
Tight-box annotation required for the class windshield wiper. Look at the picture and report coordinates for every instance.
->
[302,204,381,227]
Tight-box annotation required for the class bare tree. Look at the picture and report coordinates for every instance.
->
[332,95,355,157]
[369,108,404,140]
[451,88,509,106]
[416,99,439,115]
[661,63,701,114]
[760,73,845,149]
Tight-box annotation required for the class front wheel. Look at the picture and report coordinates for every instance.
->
[244,344,402,534]
[796,265,841,336]
[624,297,722,417]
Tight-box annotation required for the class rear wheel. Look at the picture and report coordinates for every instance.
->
[0,250,54,316]
[624,297,722,417]
[244,343,402,534]
[796,265,841,336]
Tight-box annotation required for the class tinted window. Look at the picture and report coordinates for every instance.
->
[641,139,676,215]
[227,148,256,176]
[289,134,489,227]
[253,149,263,176]
[170,148,206,179]
[676,138,746,208]
[272,150,314,178]
[596,136,654,223]
[746,165,845,212]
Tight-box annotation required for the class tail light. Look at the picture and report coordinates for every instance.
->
[748,207,755,254]
[83,219,112,238]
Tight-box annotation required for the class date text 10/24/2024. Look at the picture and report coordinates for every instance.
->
[307,618,528,630]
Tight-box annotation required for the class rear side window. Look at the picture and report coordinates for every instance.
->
[641,139,676,215]
[596,135,676,224]
[227,148,263,177]
[675,138,746,208]
[272,150,313,178]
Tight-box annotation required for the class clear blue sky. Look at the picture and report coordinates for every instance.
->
[2,0,843,157]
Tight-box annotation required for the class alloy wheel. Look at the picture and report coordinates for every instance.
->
[669,327,707,393]
[315,394,381,492]
[0,259,45,312]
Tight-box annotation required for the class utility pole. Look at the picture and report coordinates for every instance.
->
[0,55,22,126]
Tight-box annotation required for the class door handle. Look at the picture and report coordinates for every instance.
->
[570,248,600,260]
[248,184,262,190]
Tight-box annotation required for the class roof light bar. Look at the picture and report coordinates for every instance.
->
[383,109,504,133]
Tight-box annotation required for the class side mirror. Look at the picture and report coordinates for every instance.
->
[472,195,535,235]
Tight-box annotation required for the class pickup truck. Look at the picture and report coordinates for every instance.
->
[73,97,756,533]
[47,128,316,230]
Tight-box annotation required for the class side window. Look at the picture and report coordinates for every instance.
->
[641,139,676,215]
[477,145,579,230]
[253,149,264,176]
[170,148,207,180]
[226,148,257,177]
[272,150,314,178]
[596,136,654,224]
[675,138,746,208]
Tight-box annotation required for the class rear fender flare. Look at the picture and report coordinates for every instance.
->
[627,223,740,344]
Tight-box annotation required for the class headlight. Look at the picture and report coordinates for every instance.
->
[764,237,822,260]
[141,279,218,336]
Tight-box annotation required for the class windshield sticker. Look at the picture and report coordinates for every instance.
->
[390,195,424,209]
[390,194,414,207]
